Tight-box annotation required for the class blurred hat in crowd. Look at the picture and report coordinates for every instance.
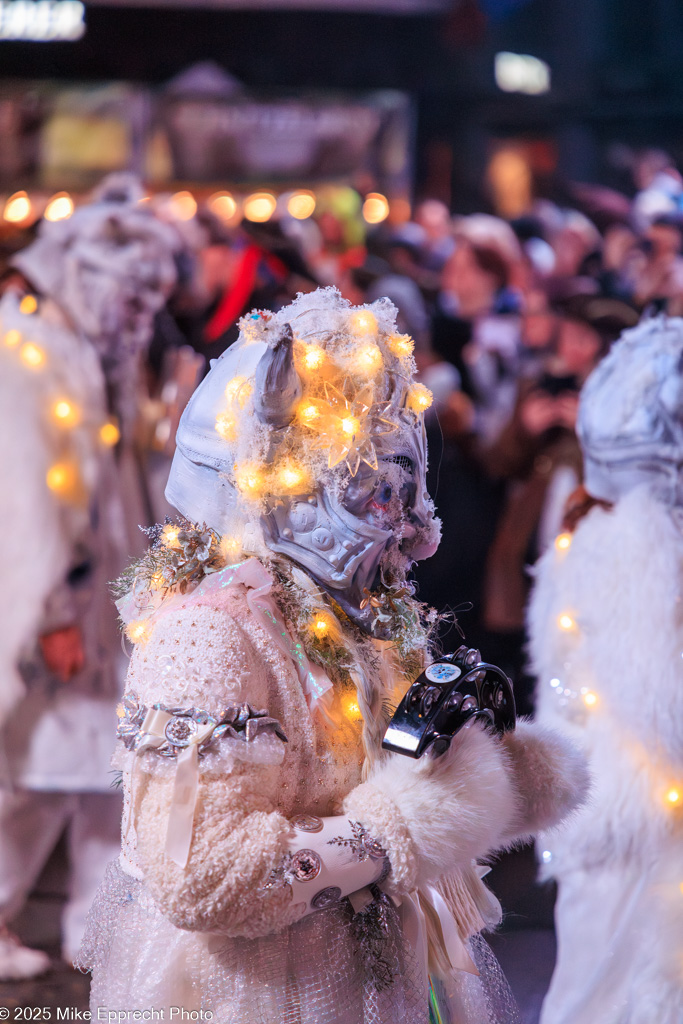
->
[554,291,640,348]
[453,213,523,268]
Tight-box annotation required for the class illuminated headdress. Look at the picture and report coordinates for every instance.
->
[167,287,441,634]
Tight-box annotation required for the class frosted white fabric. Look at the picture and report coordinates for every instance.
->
[529,487,683,1024]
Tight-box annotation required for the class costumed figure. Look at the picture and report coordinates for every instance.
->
[528,314,683,1024]
[78,287,586,1023]
[0,176,178,978]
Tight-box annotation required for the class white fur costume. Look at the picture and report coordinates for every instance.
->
[79,291,587,1023]
[528,318,683,1024]
[0,178,179,966]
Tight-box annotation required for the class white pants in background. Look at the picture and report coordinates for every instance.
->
[0,788,121,961]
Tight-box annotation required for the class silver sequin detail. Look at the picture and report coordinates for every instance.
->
[311,886,343,909]
[291,814,324,834]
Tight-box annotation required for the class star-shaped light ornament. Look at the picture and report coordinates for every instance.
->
[299,380,398,476]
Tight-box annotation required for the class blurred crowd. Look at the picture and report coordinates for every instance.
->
[2,146,683,980]
[4,150,683,712]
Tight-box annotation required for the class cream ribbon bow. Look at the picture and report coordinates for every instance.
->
[398,883,481,994]
[137,707,216,867]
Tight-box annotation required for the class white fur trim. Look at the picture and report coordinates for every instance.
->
[346,724,519,890]
[500,719,590,842]
[529,486,683,871]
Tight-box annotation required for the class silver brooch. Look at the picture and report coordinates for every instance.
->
[290,849,322,882]
[164,717,198,747]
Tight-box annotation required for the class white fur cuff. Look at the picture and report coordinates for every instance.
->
[342,782,419,896]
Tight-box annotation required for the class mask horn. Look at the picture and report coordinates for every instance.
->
[254,323,302,428]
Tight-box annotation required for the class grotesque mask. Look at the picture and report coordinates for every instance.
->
[166,288,441,636]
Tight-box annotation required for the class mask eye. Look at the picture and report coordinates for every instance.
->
[374,482,393,506]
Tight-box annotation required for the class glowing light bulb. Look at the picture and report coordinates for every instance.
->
[362,193,390,225]
[161,524,180,548]
[341,416,360,437]
[126,620,149,644]
[354,342,383,375]
[170,191,197,221]
[150,572,165,591]
[99,421,120,447]
[582,691,598,708]
[215,412,236,441]
[345,698,362,719]
[219,535,243,563]
[388,333,414,358]
[350,310,377,336]
[19,295,38,315]
[19,342,45,369]
[666,788,681,806]
[243,192,277,223]
[298,401,321,424]
[406,383,433,413]
[208,191,238,222]
[224,376,253,408]
[311,614,331,638]
[277,461,308,492]
[558,613,575,632]
[52,399,80,427]
[3,329,21,348]
[541,850,553,864]
[46,461,77,495]
[44,193,74,222]
[234,462,265,497]
[4,191,32,224]
[555,532,572,552]
[287,191,316,220]
[302,345,325,371]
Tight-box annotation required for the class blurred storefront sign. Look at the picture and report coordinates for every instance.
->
[83,0,449,9]
[0,0,85,40]
[0,72,413,197]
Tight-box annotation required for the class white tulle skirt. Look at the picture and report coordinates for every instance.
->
[76,860,520,1024]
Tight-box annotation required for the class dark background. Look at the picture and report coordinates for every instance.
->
[3,0,683,206]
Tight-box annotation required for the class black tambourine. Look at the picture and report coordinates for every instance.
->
[382,645,516,758]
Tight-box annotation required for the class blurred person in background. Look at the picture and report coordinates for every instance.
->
[478,294,637,706]
[595,223,641,303]
[0,176,178,979]
[631,149,683,234]
[545,209,603,299]
[436,219,523,445]
[197,215,319,355]
[414,197,456,271]
[362,225,432,348]
[632,214,683,314]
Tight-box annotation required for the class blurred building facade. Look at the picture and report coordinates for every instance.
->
[0,0,682,213]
